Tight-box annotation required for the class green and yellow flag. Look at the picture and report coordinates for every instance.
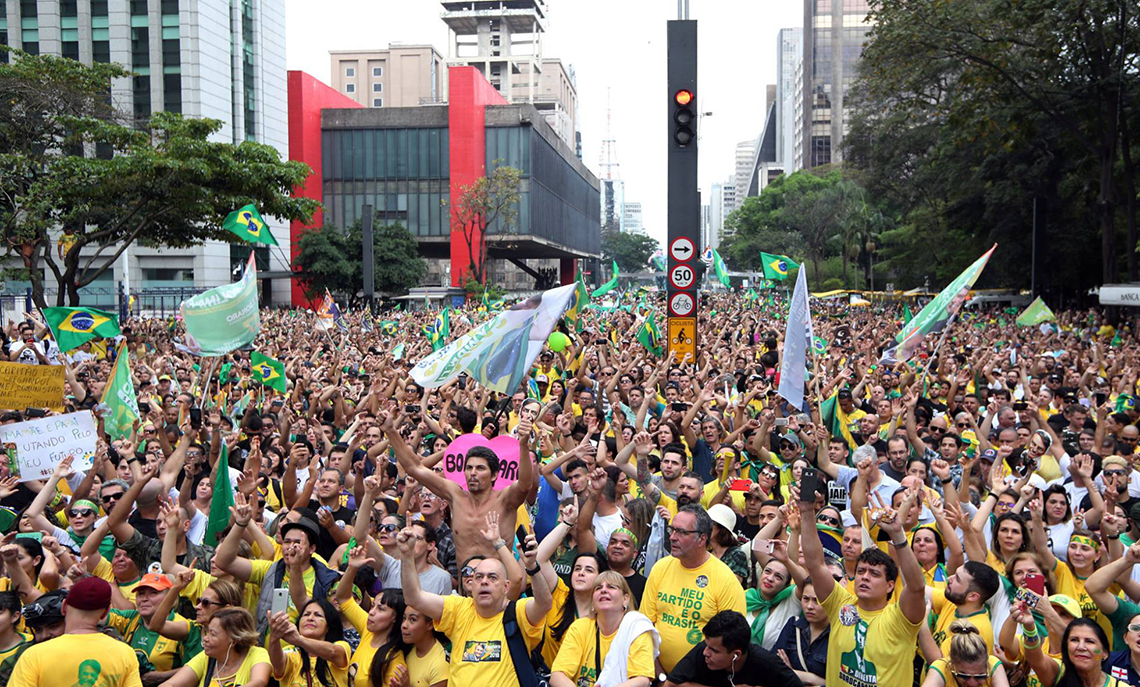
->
[592,261,620,298]
[712,248,731,288]
[204,443,235,547]
[250,351,286,393]
[636,312,664,357]
[565,271,590,332]
[760,252,799,281]
[42,307,121,352]
[100,342,139,441]
[222,204,278,246]
[1015,297,1056,327]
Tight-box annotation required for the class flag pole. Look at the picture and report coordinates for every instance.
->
[919,311,959,389]
[198,356,220,410]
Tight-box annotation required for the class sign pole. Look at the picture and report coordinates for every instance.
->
[666,20,698,363]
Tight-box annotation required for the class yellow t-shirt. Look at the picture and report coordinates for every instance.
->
[340,597,407,687]
[186,645,271,687]
[820,583,921,687]
[929,588,994,657]
[249,559,325,623]
[436,595,543,687]
[699,480,747,511]
[550,617,656,687]
[181,568,260,615]
[1052,560,1115,650]
[405,641,449,687]
[273,642,352,687]
[927,656,1002,687]
[639,554,747,672]
[91,557,143,603]
[7,631,143,687]
[541,578,573,668]
[984,550,1008,578]
[106,608,191,671]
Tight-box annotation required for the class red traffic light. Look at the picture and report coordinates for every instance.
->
[675,89,694,106]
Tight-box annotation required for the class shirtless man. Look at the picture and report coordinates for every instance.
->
[381,408,534,566]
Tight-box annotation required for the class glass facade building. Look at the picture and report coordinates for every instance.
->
[801,0,872,168]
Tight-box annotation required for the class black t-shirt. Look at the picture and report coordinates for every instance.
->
[623,570,647,607]
[736,519,761,542]
[128,510,158,539]
[305,499,355,560]
[666,641,803,687]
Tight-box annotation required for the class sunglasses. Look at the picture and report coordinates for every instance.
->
[461,565,476,578]
[69,509,96,518]
[817,514,841,527]
[952,672,989,682]
[378,523,398,533]
[101,493,124,503]
[196,598,224,608]
[1104,469,1128,477]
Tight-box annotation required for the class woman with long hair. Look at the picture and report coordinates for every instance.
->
[336,546,409,687]
[922,620,1009,687]
[146,574,243,664]
[400,605,448,687]
[536,522,605,671]
[706,504,749,585]
[267,598,351,687]
[159,607,270,687]
[550,571,657,687]
[1014,611,1120,687]
[964,510,1031,577]
[1040,485,1076,562]
[998,552,1067,664]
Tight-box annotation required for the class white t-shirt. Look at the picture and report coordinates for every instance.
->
[592,510,622,552]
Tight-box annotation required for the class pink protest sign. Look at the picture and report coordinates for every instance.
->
[442,433,522,491]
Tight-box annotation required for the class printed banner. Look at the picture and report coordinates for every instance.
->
[181,253,260,356]
[0,361,65,410]
[441,433,521,491]
[0,412,98,482]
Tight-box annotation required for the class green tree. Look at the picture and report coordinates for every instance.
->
[293,216,426,298]
[0,49,318,306]
[448,163,522,285]
[601,229,659,273]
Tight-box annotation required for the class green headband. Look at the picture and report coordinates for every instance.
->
[72,499,99,513]
[613,527,639,549]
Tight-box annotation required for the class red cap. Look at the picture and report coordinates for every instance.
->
[135,573,174,592]
[65,577,112,611]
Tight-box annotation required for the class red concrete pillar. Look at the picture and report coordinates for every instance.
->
[560,258,577,285]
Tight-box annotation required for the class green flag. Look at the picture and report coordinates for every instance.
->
[181,253,260,356]
[903,304,914,324]
[592,261,620,298]
[222,204,278,246]
[819,394,844,440]
[1015,297,1056,327]
[565,271,590,332]
[42,307,121,352]
[392,342,406,361]
[712,248,731,288]
[100,342,139,441]
[250,351,286,392]
[636,312,664,357]
[204,442,235,547]
[760,252,799,281]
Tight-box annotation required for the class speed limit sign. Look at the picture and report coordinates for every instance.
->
[669,264,695,289]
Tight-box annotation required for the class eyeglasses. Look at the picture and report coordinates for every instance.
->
[956,422,968,428]
[196,598,224,608]
[817,514,841,527]
[666,526,699,537]
[1128,623,1140,633]
[69,509,96,518]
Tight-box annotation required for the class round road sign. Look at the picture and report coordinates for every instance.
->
[669,292,695,317]
[669,264,696,289]
[669,237,696,262]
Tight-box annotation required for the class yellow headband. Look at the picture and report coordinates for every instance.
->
[1071,534,1099,550]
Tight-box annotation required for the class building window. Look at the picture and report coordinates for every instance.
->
[372,66,382,77]
[372,98,382,107]
[345,66,355,77]
[346,83,355,93]
[372,82,382,93]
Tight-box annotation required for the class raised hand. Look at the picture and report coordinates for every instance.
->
[930,459,951,482]
[230,492,253,527]
[480,510,501,543]
[559,502,579,527]
[520,533,538,570]
[347,544,375,569]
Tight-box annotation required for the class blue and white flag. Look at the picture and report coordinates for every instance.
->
[411,283,577,394]
[778,266,813,411]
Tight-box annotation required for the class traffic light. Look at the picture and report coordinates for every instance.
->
[673,89,695,147]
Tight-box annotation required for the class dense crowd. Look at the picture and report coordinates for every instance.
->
[0,290,1137,687]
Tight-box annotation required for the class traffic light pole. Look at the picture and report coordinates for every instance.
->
[666,20,699,363]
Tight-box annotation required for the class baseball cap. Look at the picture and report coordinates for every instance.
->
[980,448,998,462]
[1049,594,1081,619]
[535,374,549,384]
[707,504,737,533]
[780,433,804,450]
[65,576,112,612]
[136,573,174,592]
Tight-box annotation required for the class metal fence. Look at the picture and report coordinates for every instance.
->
[0,284,207,321]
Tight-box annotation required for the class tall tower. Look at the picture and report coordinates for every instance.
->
[801,0,872,168]
[598,88,620,180]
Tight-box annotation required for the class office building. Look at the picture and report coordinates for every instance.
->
[732,140,755,214]
[777,28,802,171]
[623,202,644,235]
[601,178,625,234]
[440,0,577,149]
[329,45,445,108]
[1,0,292,305]
[708,180,729,251]
[801,0,872,168]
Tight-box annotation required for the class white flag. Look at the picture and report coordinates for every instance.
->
[778,266,813,411]
[411,283,576,393]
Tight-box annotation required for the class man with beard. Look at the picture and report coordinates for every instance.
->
[928,561,1001,655]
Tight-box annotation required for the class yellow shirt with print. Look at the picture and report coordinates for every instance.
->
[90,556,143,603]
[274,642,353,687]
[405,641,449,687]
[1052,559,1116,650]
[186,645,270,686]
[341,597,407,687]
[699,480,746,511]
[106,608,190,672]
[928,656,1002,687]
[929,588,994,657]
[7,631,143,687]
[820,582,921,687]
[437,595,543,687]
[550,617,655,687]
[639,554,746,672]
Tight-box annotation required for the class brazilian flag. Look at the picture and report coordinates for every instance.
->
[222,204,278,246]
[380,321,398,335]
[42,307,121,352]
[636,312,664,357]
[250,351,286,393]
[760,252,799,281]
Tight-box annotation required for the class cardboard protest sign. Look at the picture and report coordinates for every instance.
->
[0,412,97,482]
[441,433,521,491]
[0,361,65,410]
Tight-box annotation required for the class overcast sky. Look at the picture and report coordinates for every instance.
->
[284,0,803,247]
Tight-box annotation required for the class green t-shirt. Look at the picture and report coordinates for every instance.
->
[1105,592,1140,651]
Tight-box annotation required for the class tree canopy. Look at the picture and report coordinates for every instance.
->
[293,217,427,299]
[601,229,660,273]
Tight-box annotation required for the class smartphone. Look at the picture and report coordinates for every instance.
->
[1095,391,1108,407]
[15,532,42,542]
[1024,573,1046,596]
[138,401,151,414]
[515,525,529,547]
[1013,587,1040,608]
[25,408,46,419]
[1012,401,1028,411]
[774,418,789,427]
[671,403,688,412]
[729,479,752,492]
[271,588,290,616]
[404,405,418,414]
[757,540,774,554]
[800,468,823,502]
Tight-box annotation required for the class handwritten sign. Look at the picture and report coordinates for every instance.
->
[0,412,97,482]
[442,434,521,491]
[0,361,65,410]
